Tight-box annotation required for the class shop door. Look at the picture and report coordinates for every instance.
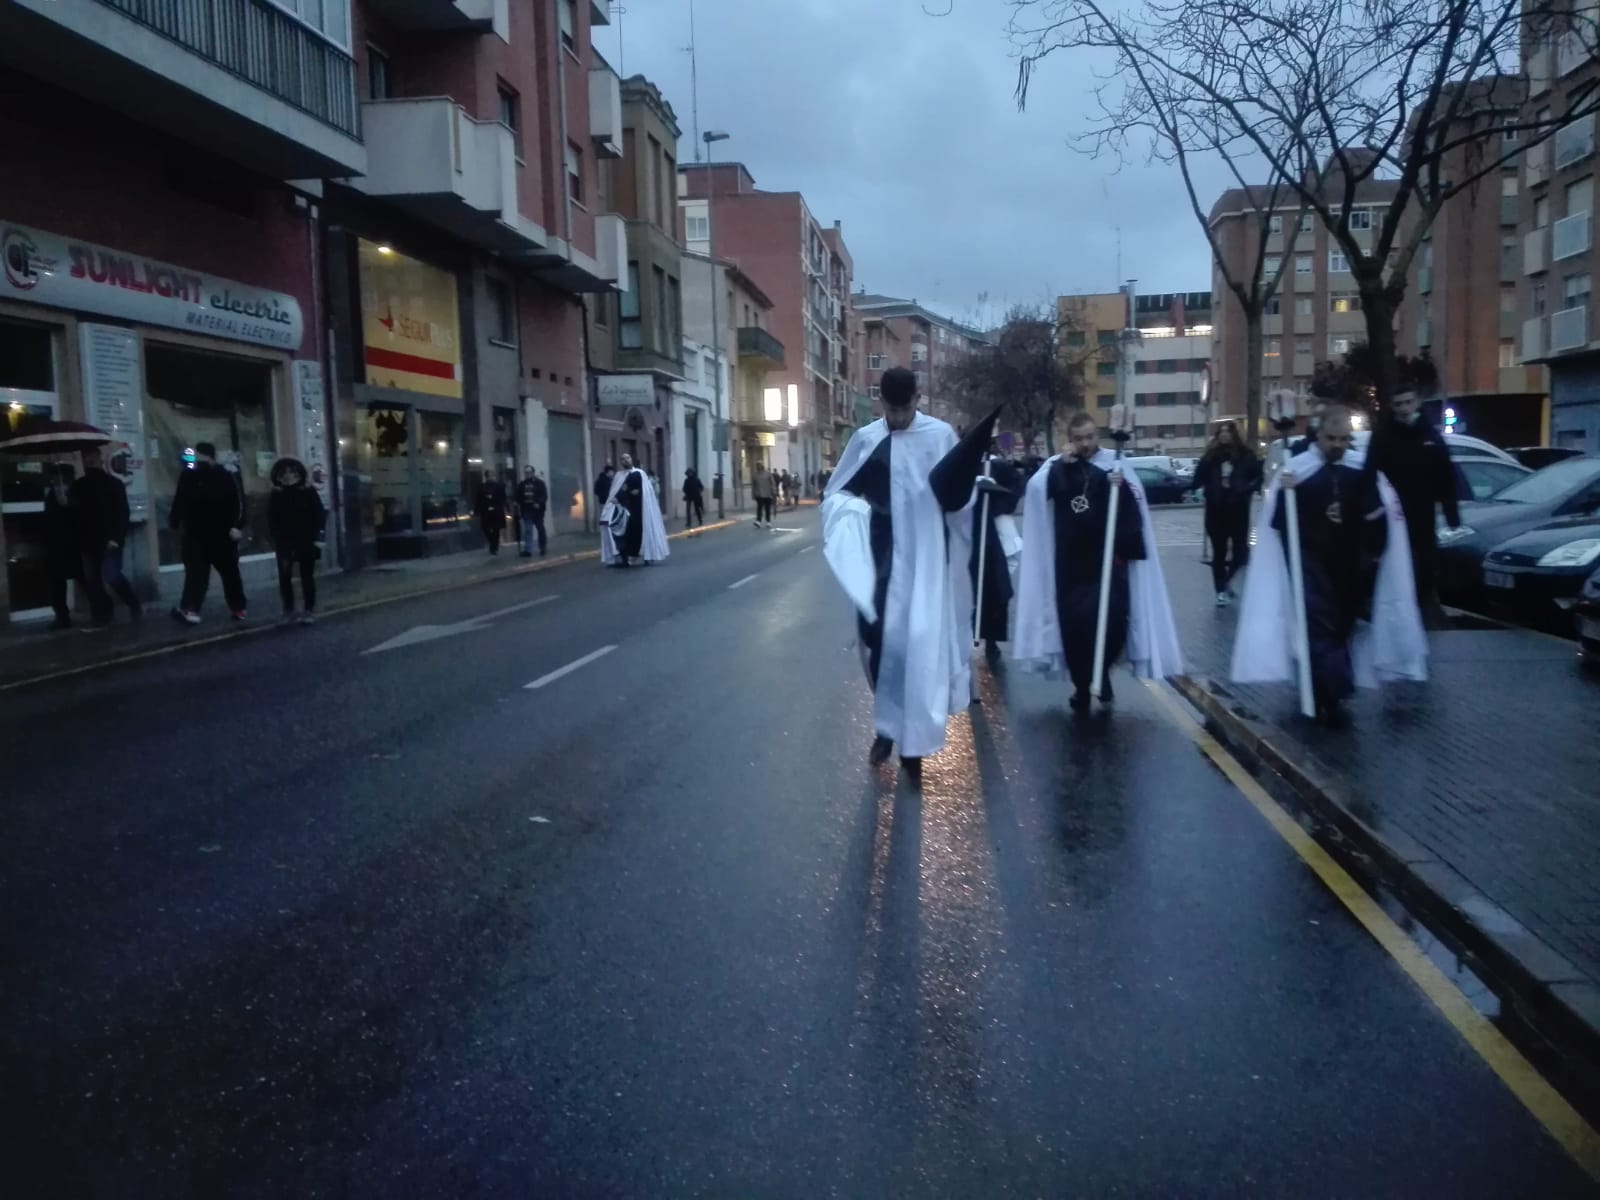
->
[547,413,586,535]
[2,319,63,619]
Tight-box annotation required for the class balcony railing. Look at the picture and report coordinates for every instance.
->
[736,326,785,367]
[1527,138,1550,188]
[94,0,359,135]
[1557,27,1591,77]
[1523,315,1545,361]
[1551,304,1590,352]
[1554,211,1592,261]
[1555,114,1596,171]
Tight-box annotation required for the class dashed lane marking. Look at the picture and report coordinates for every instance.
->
[524,645,617,691]
[728,573,760,590]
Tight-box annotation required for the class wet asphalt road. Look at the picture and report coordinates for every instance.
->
[3,511,1594,1198]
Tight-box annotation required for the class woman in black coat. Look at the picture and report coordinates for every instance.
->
[1193,421,1262,604]
[268,457,326,626]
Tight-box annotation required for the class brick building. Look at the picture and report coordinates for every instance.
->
[849,294,990,428]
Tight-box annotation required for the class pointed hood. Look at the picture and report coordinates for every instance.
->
[929,405,1003,512]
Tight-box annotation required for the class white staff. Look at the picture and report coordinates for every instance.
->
[1090,408,1130,697]
[972,456,993,649]
[1282,474,1316,717]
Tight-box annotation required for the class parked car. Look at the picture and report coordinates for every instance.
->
[1437,456,1600,601]
[1479,516,1600,623]
[1129,463,1197,505]
[1575,564,1600,669]
[1454,455,1532,501]
[1351,429,1522,470]
[1509,446,1586,471]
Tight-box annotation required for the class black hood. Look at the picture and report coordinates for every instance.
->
[270,456,308,488]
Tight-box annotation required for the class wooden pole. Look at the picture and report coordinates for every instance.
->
[972,457,993,649]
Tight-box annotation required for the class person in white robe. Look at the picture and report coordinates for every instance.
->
[600,454,669,567]
[1011,412,1184,708]
[1231,404,1427,725]
[821,367,994,785]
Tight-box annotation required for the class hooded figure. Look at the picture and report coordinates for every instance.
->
[601,454,670,566]
[268,456,326,625]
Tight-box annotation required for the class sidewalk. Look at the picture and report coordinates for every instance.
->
[0,510,757,691]
[1152,506,1600,1057]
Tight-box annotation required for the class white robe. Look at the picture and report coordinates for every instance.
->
[1230,445,1428,687]
[600,468,670,565]
[1011,449,1185,679]
[821,412,975,759]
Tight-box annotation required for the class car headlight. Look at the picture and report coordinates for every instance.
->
[1437,524,1476,547]
[1537,539,1600,568]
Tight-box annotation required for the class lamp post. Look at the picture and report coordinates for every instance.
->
[704,129,730,518]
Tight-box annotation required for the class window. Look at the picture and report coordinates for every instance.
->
[1503,175,1520,198]
[1503,123,1521,145]
[1264,296,1281,316]
[1295,253,1313,274]
[1063,329,1086,347]
[686,214,709,242]
[1564,271,1591,309]
[558,0,576,51]
[911,343,928,363]
[1269,214,1284,234]
[1501,285,1518,313]
[594,293,609,327]
[273,0,350,48]
[1262,254,1282,278]
[1330,292,1361,314]
[1097,361,1117,376]
[868,353,885,370]
[1329,249,1351,273]
[662,154,675,227]
[1295,337,1312,355]
[870,384,880,399]
[1295,295,1313,317]
[1097,329,1117,344]
[1533,279,1548,315]
[620,262,642,349]
[1536,195,1552,227]
[1264,338,1282,360]
[486,277,515,345]
[1329,335,1356,356]
[1567,175,1594,216]
[1499,340,1518,367]
[366,45,391,100]
[1348,209,1372,231]
[1297,213,1314,233]
[704,354,717,388]
[499,84,521,156]
[566,141,584,205]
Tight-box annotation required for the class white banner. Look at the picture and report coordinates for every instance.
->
[78,323,150,522]
[2,221,303,351]
[594,372,655,407]
[294,359,332,508]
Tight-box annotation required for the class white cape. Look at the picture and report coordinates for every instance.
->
[1230,446,1427,687]
[1011,449,1184,679]
[821,413,974,759]
[600,468,670,565]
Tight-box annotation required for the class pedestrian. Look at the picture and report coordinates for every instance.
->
[1194,421,1262,606]
[1011,411,1184,712]
[682,467,705,528]
[41,462,81,631]
[71,447,141,626]
[751,462,776,528]
[1365,372,1460,618]
[600,453,669,567]
[267,457,325,627]
[515,466,549,557]
[971,445,1025,657]
[475,470,508,556]
[821,367,995,786]
[1232,404,1427,726]
[594,461,615,520]
[1290,396,1329,456]
[169,441,248,625]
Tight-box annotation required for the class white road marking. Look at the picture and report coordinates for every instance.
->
[798,545,815,554]
[363,594,558,654]
[728,573,759,590]
[525,644,617,690]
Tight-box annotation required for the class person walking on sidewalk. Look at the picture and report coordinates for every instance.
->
[1194,421,1262,606]
[170,442,247,625]
[268,457,325,627]
[475,471,509,556]
[751,462,776,529]
[71,447,141,626]
[42,463,81,631]
[682,468,705,528]
[515,467,548,557]
[594,462,615,521]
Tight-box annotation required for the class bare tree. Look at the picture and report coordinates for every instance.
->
[947,304,1083,453]
[1011,0,1600,409]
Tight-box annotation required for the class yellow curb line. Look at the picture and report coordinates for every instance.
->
[0,517,745,693]
[1144,677,1600,1183]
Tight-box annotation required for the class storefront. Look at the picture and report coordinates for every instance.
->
[1,219,321,622]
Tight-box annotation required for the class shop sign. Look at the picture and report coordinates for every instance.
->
[594,372,656,408]
[2,221,303,351]
[755,431,777,447]
[358,240,462,399]
[78,323,150,521]
[294,360,332,508]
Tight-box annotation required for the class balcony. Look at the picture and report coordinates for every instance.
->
[737,327,786,368]
[363,0,507,39]
[590,0,610,25]
[1557,27,1591,77]
[1523,315,1546,361]
[1553,210,1592,261]
[1529,44,1553,96]
[1527,139,1550,188]
[0,0,364,178]
[1524,226,1547,276]
[526,212,624,293]
[1551,304,1590,353]
[1501,195,1520,227]
[589,62,622,160]
[352,99,545,253]
[1555,114,1596,171]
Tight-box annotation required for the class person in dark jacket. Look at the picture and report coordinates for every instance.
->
[475,471,509,555]
[41,463,81,630]
[515,466,549,557]
[169,441,247,624]
[1366,386,1461,615]
[71,447,141,625]
[594,463,615,521]
[682,468,705,528]
[1193,421,1263,605]
[268,457,325,626]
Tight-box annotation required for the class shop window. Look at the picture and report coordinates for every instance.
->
[419,411,465,530]
[2,319,61,614]
[486,277,516,345]
[144,344,276,566]
[361,404,412,537]
[0,319,56,393]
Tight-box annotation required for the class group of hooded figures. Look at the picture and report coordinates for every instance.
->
[822,367,1428,786]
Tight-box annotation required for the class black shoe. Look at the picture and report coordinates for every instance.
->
[900,756,923,788]
[1099,677,1115,705]
[869,736,894,766]
[48,617,71,632]
[1070,688,1091,713]
[1317,701,1351,729]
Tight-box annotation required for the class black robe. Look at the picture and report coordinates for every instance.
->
[1270,462,1387,705]
[1049,456,1146,692]
[970,457,1023,642]
[615,469,646,559]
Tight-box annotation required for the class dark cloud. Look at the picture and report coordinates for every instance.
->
[595,0,1221,317]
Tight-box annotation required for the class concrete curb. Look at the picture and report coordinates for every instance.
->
[1,515,751,692]
[1171,672,1600,1070]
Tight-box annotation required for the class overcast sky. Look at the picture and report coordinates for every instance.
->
[593,0,1231,325]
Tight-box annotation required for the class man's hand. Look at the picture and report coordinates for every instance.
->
[228,527,244,542]
[1108,469,1125,489]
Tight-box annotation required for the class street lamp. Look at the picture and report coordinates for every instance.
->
[704,129,731,518]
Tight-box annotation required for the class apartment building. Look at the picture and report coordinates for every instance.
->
[850,294,990,428]
[679,163,854,483]
[1517,5,1600,452]
[1057,290,1128,417]
[1128,292,1215,456]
